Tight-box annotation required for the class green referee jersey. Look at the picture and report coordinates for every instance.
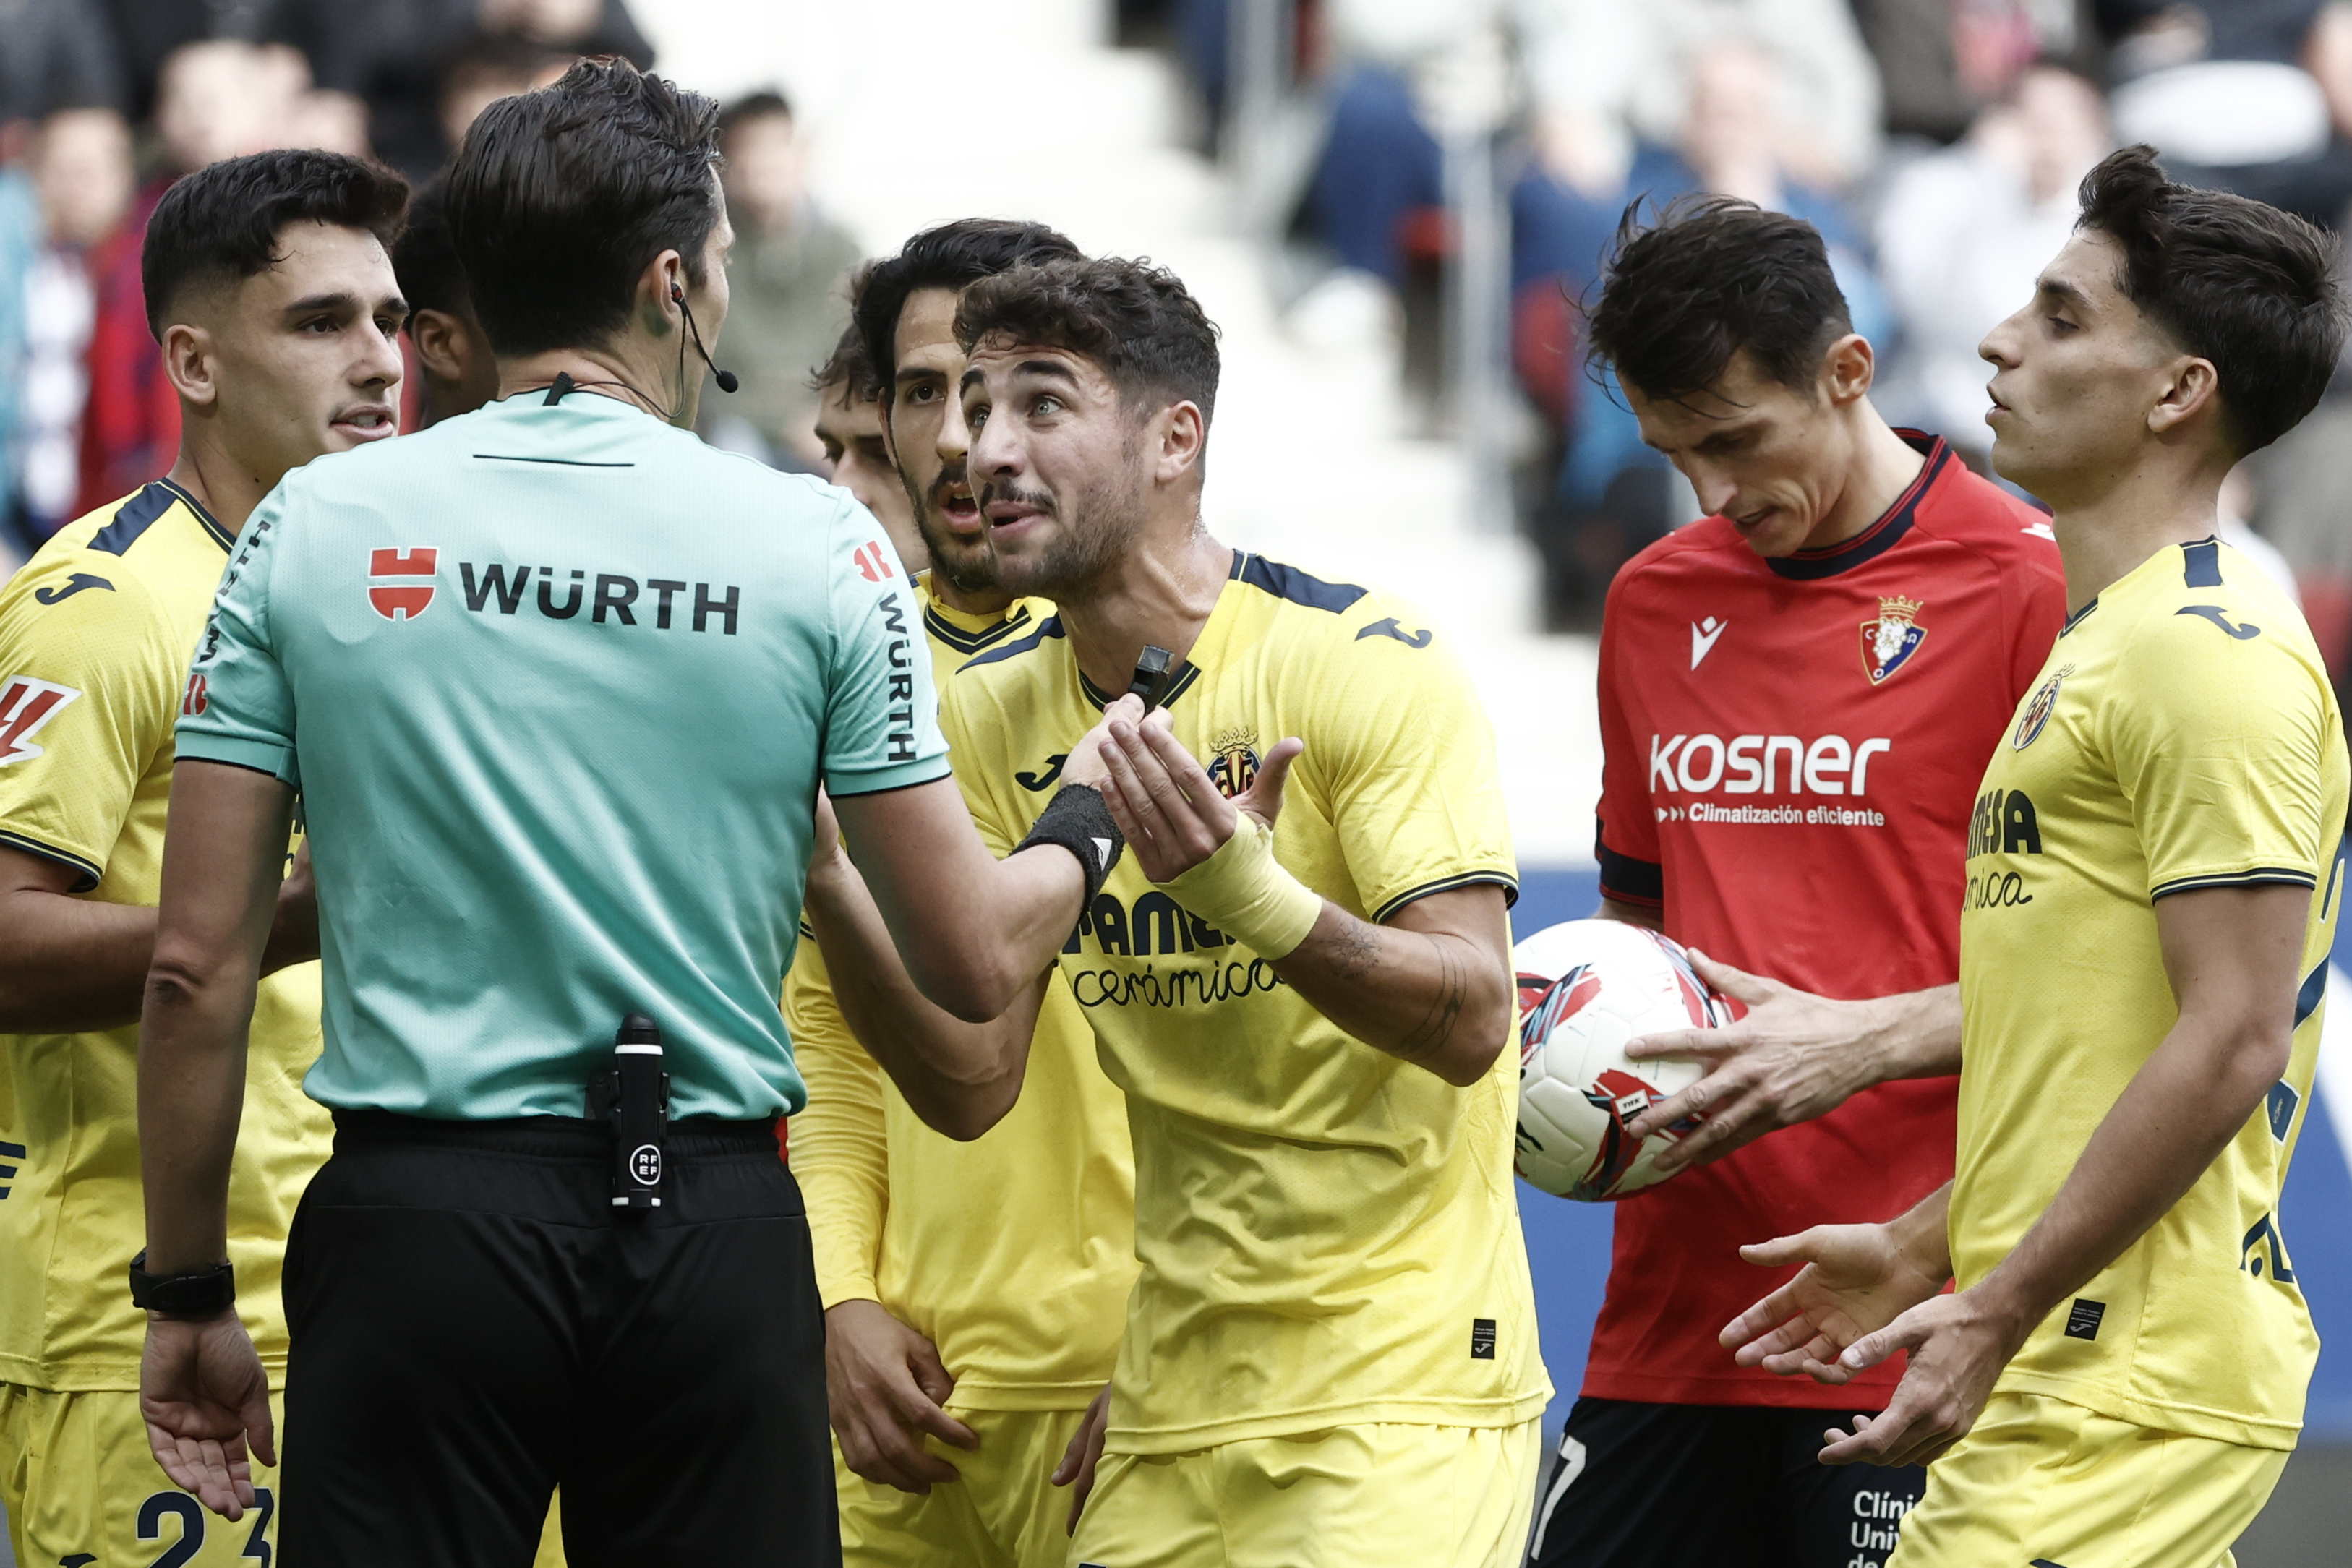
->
[175,391,949,1121]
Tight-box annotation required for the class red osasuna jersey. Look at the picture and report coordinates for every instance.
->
[1588,433,2066,1408]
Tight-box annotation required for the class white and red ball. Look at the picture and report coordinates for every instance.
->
[1512,919,1736,1201]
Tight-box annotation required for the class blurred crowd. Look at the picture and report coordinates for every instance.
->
[0,0,860,567]
[1136,0,2352,661]
[7,0,2352,673]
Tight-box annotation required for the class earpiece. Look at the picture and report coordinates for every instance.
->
[672,280,737,395]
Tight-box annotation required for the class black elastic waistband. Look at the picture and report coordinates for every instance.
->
[330,1108,779,1160]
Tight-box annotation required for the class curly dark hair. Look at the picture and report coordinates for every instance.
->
[952,254,1221,426]
[445,57,722,356]
[2076,145,2346,455]
[142,149,409,340]
[1585,196,1852,405]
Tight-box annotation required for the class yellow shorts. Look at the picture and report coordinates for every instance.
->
[0,1382,568,1568]
[1069,1418,1543,1568]
[1,1381,285,1568]
[837,1404,1090,1568]
[1890,1390,2291,1568]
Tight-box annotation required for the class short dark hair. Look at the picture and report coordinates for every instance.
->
[141,149,409,340]
[391,173,471,322]
[812,318,878,400]
[852,219,1082,400]
[719,89,792,140]
[2076,145,2347,455]
[954,254,1222,425]
[1586,197,1852,403]
[445,57,722,356]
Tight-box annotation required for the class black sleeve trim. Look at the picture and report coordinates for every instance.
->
[2150,867,2317,901]
[180,756,294,784]
[1372,870,1519,924]
[1595,834,1664,908]
[0,829,103,893]
[825,766,954,800]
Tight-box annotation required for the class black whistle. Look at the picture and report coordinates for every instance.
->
[1129,646,1174,711]
[592,1014,669,1212]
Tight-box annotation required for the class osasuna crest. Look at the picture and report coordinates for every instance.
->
[2013,663,2075,750]
[368,547,437,620]
[1206,724,1260,799]
[1860,596,1927,685]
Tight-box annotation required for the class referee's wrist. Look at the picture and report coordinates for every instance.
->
[129,1250,239,1319]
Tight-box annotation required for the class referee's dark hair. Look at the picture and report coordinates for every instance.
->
[391,173,470,322]
[954,254,1223,429]
[2076,145,2347,457]
[142,149,410,340]
[1586,197,1852,406]
[852,218,1082,405]
[445,56,722,357]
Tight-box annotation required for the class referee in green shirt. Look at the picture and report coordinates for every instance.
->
[132,61,1132,1567]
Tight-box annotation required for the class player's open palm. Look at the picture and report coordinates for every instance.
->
[1720,1223,1949,1384]
[824,1298,978,1494]
[1099,706,1305,882]
[140,1311,273,1520]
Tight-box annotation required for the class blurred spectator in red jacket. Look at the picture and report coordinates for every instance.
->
[72,41,291,517]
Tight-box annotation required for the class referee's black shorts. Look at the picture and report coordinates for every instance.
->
[280,1110,836,1567]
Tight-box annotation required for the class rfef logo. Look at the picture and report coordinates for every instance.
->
[853,541,895,583]
[368,547,437,620]
[0,677,80,766]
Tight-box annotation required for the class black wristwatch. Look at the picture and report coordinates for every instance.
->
[128,1251,237,1317]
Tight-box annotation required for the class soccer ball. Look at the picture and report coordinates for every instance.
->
[1513,920,1735,1201]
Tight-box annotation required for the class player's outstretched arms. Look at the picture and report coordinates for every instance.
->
[1051,1383,1113,1535]
[1822,882,2307,1469]
[829,694,1142,1026]
[0,842,315,1034]
[1097,714,1513,1087]
[137,759,294,1517]
[1721,1184,1954,1383]
[824,1298,980,1494]
[1620,955,1962,1171]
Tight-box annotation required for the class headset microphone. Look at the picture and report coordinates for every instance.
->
[672,283,738,394]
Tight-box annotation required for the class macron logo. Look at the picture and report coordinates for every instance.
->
[1690,616,1728,670]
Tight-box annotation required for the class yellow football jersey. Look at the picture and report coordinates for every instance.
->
[0,480,330,1392]
[1957,536,2348,1450]
[941,552,1549,1454]
[787,578,1137,1408]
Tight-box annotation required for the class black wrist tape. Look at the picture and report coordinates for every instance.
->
[128,1250,237,1317]
[1017,783,1124,907]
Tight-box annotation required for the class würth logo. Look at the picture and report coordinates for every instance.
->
[368,547,437,620]
[853,541,895,583]
[181,673,208,717]
[0,677,80,766]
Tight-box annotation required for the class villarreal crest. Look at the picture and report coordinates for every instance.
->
[1207,725,1262,799]
[1860,596,1927,685]
[2012,664,2075,750]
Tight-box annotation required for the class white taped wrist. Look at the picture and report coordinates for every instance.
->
[1164,815,1322,959]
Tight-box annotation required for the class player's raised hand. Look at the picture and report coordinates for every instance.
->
[1720,1223,1950,1382]
[824,1298,979,1494]
[140,1310,273,1520]
[1051,1383,1113,1535]
[1623,949,1891,1170]
[1098,707,1304,882]
[1817,1289,2016,1469]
